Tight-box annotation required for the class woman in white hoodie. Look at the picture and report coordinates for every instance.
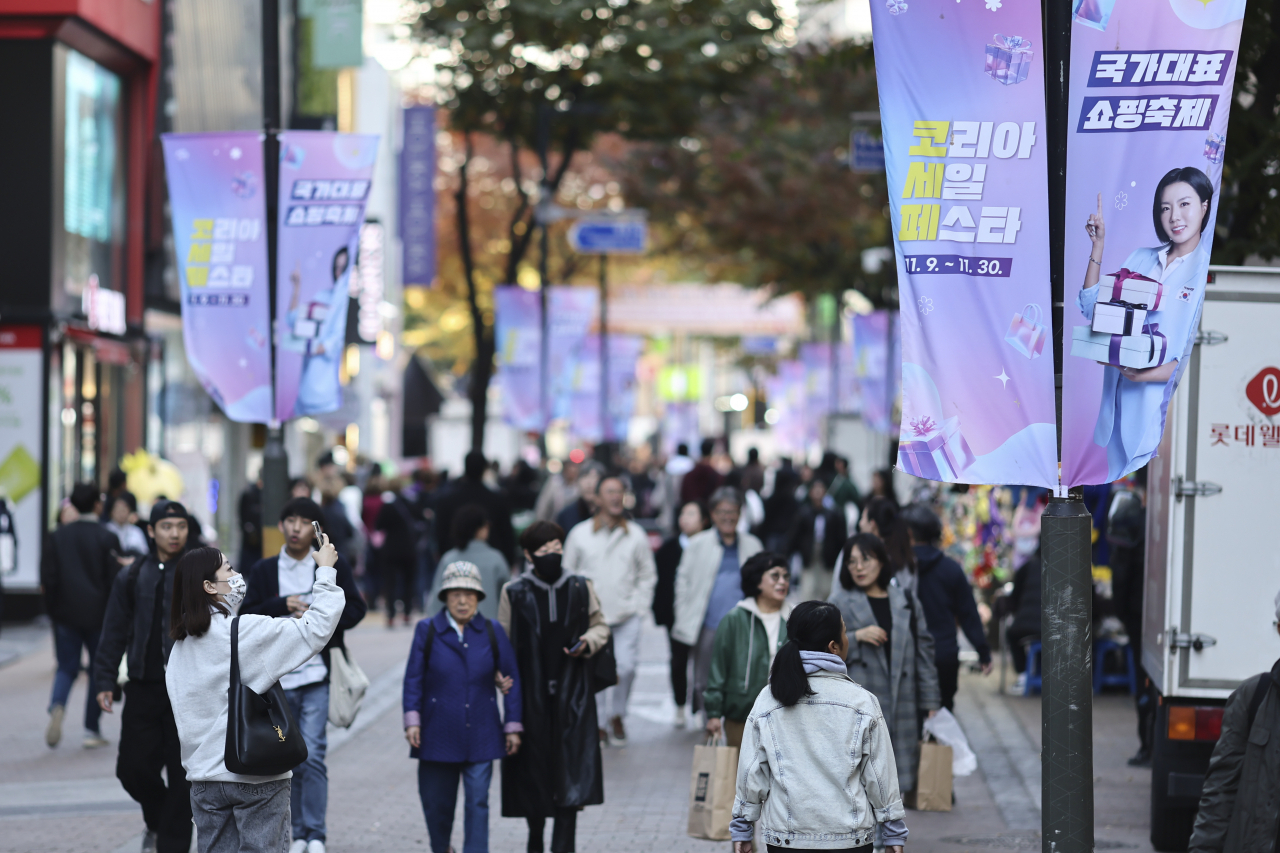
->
[166,542,343,853]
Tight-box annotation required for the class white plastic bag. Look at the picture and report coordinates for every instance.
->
[922,708,977,777]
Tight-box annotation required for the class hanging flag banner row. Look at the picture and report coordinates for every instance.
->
[160,132,274,423]
[274,131,379,421]
[852,311,901,435]
[868,0,1060,487]
[1060,0,1246,485]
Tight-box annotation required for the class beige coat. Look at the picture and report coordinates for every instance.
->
[671,528,763,645]
[562,517,657,625]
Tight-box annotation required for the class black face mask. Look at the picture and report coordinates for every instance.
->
[532,552,563,583]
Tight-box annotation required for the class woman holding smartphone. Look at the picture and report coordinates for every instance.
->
[166,538,343,853]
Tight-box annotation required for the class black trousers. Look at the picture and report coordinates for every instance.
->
[527,808,577,853]
[936,657,961,712]
[1007,626,1040,673]
[669,631,691,708]
[117,681,192,853]
[383,558,416,619]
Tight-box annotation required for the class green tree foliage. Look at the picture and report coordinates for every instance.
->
[411,0,786,448]
[616,42,894,304]
[1216,0,1280,264]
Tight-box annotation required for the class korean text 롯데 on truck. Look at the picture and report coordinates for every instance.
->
[1142,266,1280,851]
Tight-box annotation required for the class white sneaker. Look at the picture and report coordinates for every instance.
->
[289,841,307,853]
[674,707,687,729]
[307,840,326,853]
[1012,672,1027,694]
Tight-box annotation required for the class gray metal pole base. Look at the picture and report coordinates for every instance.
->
[1040,491,1094,852]
[260,424,289,559]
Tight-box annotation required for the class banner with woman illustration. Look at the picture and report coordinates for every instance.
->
[868,0,1060,487]
[1060,0,1246,484]
[274,132,379,421]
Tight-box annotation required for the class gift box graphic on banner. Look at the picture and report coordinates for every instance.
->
[1005,303,1047,359]
[1071,0,1115,31]
[1091,301,1148,336]
[1070,323,1168,369]
[899,416,978,481]
[1204,132,1226,165]
[985,35,1033,86]
[1105,268,1163,310]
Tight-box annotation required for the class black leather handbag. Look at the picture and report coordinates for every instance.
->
[224,616,308,776]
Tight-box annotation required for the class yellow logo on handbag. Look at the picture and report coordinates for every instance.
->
[273,726,286,743]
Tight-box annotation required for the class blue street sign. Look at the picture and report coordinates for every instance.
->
[568,218,648,254]
[850,131,885,173]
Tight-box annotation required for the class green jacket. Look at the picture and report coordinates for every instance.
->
[828,474,862,510]
[703,600,791,722]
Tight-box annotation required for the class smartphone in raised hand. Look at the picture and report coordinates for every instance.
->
[311,520,323,550]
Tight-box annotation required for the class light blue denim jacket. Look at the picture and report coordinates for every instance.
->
[730,660,908,849]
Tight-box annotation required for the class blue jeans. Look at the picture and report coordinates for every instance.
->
[417,760,493,853]
[283,681,329,843]
[50,622,101,734]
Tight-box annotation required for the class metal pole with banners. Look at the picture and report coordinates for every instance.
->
[1041,0,1094,848]
[260,0,289,555]
[599,254,609,444]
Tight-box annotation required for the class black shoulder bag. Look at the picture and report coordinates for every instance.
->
[224,616,309,776]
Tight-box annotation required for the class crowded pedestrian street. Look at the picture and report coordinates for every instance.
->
[0,612,1159,853]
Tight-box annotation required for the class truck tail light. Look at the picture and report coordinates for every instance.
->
[1168,706,1223,741]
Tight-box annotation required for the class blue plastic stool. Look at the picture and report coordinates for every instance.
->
[1023,640,1043,695]
[1093,638,1137,694]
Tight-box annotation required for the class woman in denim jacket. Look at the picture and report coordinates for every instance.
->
[731,601,908,853]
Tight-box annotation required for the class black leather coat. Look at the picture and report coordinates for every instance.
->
[501,576,604,817]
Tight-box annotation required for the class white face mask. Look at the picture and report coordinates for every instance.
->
[220,573,247,609]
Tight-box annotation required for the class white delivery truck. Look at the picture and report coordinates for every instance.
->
[1143,265,1280,850]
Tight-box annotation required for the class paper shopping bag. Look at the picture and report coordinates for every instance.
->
[909,739,953,812]
[1005,303,1046,359]
[687,740,739,840]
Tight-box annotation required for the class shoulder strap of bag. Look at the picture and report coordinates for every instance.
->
[230,615,241,689]
[486,620,500,673]
[422,622,435,674]
[1247,672,1272,731]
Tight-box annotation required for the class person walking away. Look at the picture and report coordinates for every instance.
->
[704,552,791,747]
[498,521,611,853]
[376,478,426,625]
[562,475,657,746]
[428,505,511,620]
[403,562,522,853]
[1005,549,1042,692]
[672,488,763,724]
[1107,475,1155,765]
[788,479,845,602]
[830,532,940,802]
[858,497,916,592]
[738,448,766,496]
[240,497,368,853]
[653,501,709,728]
[94,501,192,853]
[827,455,862,514]
[105,493,150,564]
[901,504,993,711]
[166,539,343,853]
[42,482,122,749]
[435,452,517,567]
[238,478,264,575]
[730,600,907,853]
[1188,589,1280,852]
[759,464,801,556]
[680,438,723,507]
[553,461,602,534]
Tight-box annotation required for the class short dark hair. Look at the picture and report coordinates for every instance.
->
[676,443,690,456]
[740,551,788,599]
[596,474,625,495]
[170,547,229,640]
[747,447,760,464]
[106,491,137,515]
[464,451,487,480]
[452,504,490,546]
[901,503,943,546]
[520,520,565,555]
[280,497,323,524]
[699,438,716,458]
[107,468,127,492]
[839,532,895,592]
[1152,166,1214,245]
[70,482,101,514]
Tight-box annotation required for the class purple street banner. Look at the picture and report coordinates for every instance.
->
[852,311,902,434]
[766,360,814,454]
[870,0,1059,487]
[160,133,273,423]
[274,132,379,422]
[1061,0,1246,484]
[799,342,859,419]
[400,106,436,287]
[549,287,600,423]
[495,286,543,431]
[567,335,643,443]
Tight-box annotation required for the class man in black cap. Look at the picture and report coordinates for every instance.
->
[94,499,192,853]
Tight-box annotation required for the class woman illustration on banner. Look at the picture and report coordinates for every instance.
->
[1078,167,1213,481]
[285,245,352,416]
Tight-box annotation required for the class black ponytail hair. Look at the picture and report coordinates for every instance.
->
[770,600,846,707]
